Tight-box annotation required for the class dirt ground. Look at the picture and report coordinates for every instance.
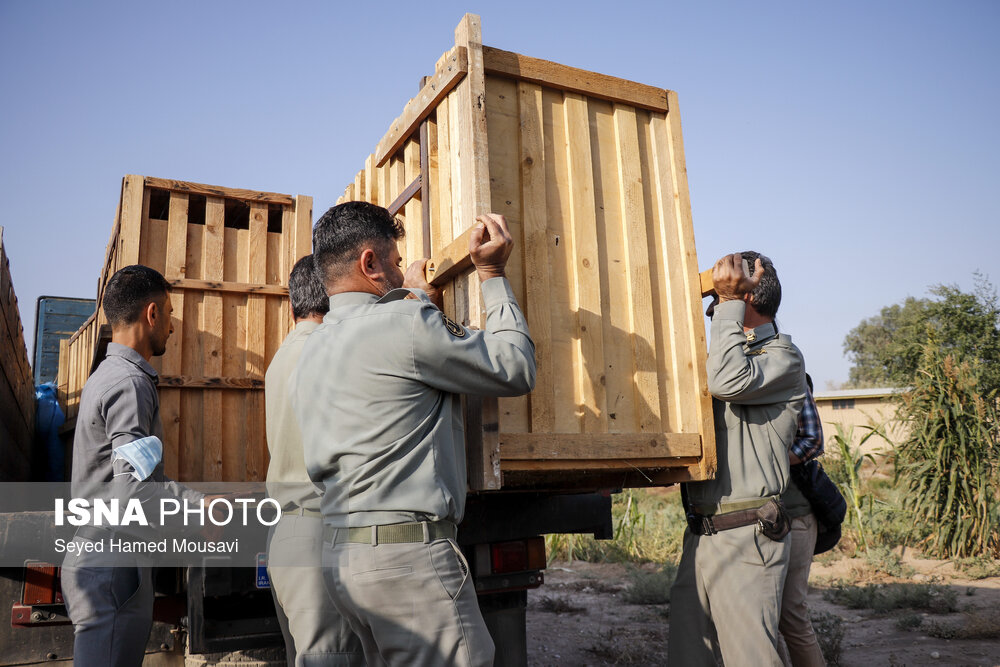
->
[525,555,1000,666]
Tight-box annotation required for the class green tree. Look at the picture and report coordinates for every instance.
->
[843,273,1000,391]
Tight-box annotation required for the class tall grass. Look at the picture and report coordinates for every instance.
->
[827,423,885,552]
[894,349,1000,558]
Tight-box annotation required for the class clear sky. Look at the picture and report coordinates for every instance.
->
[2,0,997,390]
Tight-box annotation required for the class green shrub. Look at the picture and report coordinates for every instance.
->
[822,581,958,613]
[810,611,845,666]
[864,546,913,578]
[954,556,1000,580]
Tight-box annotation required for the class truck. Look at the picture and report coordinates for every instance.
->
[1,14,715,666]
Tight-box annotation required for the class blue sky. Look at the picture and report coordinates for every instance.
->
[2,1,997,389]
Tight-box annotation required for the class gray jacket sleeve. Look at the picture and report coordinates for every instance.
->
[707,300,803,405]
[411,277,536,397]
[103,376,204,514]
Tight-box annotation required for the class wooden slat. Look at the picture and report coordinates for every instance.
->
[564,93,607,431]
[364,155,378,206]
[168,278,289,296]
[246,204,268,481]
[483,46,669,113]
[518,82,554,434]
[159,375,264,389]
[143,176,294,205]
[424,226,474,286]
[614,104,661,432]
[202,196,225,480]
[502,458,699,473]
[433,96,453,256]
[589,97,636,433]
[162,192,189,480]
[180,222,205,481]
[403,138,423,265]
[119,176,145,269]
[387,175,421,218]
[700,268,715,297]
[374,46,470,167]
[420,120,432,258]
[499,432,701,460]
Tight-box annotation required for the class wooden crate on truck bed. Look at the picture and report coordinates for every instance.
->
[0,227,36,481]
[58,176,312,482]
[335,14,716,490]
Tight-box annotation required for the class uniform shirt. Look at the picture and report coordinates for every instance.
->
[782,389,824,518]
[71,342,201,506]
[292,277,535,528]
[686,300,806,511]
[265,320,323,511]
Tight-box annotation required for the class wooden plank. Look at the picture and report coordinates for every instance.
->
[119,175,145,268]
[374,46,470,167]
[434,95,453,256]
[614,103,661,433]
[387,175,421,218]
[168,278,289,296]
[700,268,715,297]
[663,90,716,478]
[221,225,247,481]
[246,203,268,481]
[564,93,607,432]
[180,222,205,481]
[143,176,294,205]
[293,196,313,264]
[518,82,554,434]
[159,375,264,389]
[424,226,474,286]
[499,432,701,460]
[455,13,499,490]
[420,120,432,258]
[364,155,378,206]
[502,458,699,473]
[589,97,636,433]
[482,46,669,113]
[202,196,225,481]
[403,138,423,265]
[161,192,188,480]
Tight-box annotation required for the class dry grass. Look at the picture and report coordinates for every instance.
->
[535,595,586,615]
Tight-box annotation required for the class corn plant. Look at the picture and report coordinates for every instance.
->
[828,422,884,552]
[894,347,1000,558]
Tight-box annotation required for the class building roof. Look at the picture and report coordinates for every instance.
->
[814,387,907,401]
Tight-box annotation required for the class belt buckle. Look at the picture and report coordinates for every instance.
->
[702,516,717,536]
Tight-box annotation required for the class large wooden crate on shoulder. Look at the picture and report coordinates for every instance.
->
[336,15,715,490]
[0,227,36,482]
[58,176,313,482]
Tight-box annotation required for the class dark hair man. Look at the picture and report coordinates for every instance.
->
[61,265,205,666]
[668,252,807,665]
[264,254,362,666]
[292,202,535,666]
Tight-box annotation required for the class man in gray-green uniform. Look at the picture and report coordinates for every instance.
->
[61,265,204,667]
[265,254,363,667]
[668,251,806,666]
[292,202,535,667]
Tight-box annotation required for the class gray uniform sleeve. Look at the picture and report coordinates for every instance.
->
[412,277,536,397]
[707,300,802,404]
[103,377,204,511]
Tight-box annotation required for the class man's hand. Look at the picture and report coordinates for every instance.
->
[469,213,513,283]
[403,259,444,310]
[712,253,764,302]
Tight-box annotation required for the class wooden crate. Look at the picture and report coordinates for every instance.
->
[335,15,715,490]
[58,176,313,482]
[0,227,36,482]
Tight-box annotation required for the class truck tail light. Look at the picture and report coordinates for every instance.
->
[490,537,545,575]
[22,563,62,605]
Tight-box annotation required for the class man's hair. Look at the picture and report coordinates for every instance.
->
[288,254,330,319]
[739,250,781,318]
[312,202,405,287]
[102,265,171,326]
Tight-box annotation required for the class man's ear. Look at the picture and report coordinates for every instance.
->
[143,300,158,329]
[359,247,380,279]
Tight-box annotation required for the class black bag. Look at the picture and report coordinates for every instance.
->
[789,459,847,554]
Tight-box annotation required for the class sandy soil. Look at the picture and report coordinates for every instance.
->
[525,555,1000,666]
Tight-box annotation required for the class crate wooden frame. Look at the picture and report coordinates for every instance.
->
[335,15,716,490]
[58,176,312,482]
[0,227,36,481]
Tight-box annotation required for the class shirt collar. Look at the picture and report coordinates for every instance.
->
[327,292,381,311]
[745,321,778,347]
[105,342,159,380]
[293,320,320,334]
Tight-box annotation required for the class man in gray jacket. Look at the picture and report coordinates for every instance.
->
[61,265,204,666]
[668,252,807,666]
[293,202,535,667]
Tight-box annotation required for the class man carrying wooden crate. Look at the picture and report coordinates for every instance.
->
[668,252,806,666]
[264,254,364,666]
[61,265,206,667]
[292,202,536,667]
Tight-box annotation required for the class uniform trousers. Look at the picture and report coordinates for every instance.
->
[321,537,494,667]
[268,514,365,666]
[61,538,153,667]
[668,523,790,666]
[778,513,826,666]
